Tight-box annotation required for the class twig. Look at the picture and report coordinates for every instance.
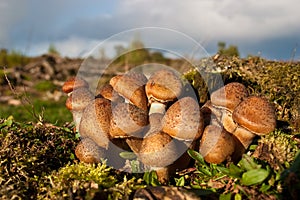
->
[3,66,44,123]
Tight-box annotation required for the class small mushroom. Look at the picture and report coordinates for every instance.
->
[110,72,148,111]
[65,87,94,130]
[145,69,183,114]
[208,82,249,133]
[75,138,106,163]
[199,125,235,164]
[162,97,204,141]
[211,82,249,112]
[79,98,112,149]
[126,113,186,184]
[96,84,124,103]
[231,96,276,149]
[62,77,89,94]
[109,103,148,138]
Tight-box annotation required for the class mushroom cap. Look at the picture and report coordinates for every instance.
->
[65,87,94,111]
[125,71,148,84]
[110,73,148,111]
[232,96,276,135]
[199,125,235,164]
[126,113,186,168]
[75,138,106,163]
[126,132,179,168]
[109,103,148,138]
[146,69,183,104]
[79,98,112,149]
[62,77,89,94]
[96,84,124,103]
[162,97,204,141]
[211,82,248,112]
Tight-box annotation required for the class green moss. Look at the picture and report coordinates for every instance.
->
[0,118,79,199]
[253,130,299,170]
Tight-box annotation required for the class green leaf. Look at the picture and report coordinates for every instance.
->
[234,193,242,200]
[175,176,185,186]
[241,169,269,186]
[187,149,206,166]
[216,166,230,175]
[238,154,260,171]
[198,167,212,177]
[69,153,75,160]
[228,163,244,178]
[0,118,13,128]
[143,171,160,186]
[219,193,231,200]
[260,183,271,193]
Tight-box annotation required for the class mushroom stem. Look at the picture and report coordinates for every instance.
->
[148,102,166,115]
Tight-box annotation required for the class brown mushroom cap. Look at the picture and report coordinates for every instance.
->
[109,103,148,138]
[65,87,94,111]
[126,114,181,168]
[162,97,204,141]
[79,98,112,149]
[137,132,179,167]
[232,96,276,135]
[199,125,235,164]
[110,73,148,111]
[62,77,89,94]
[75,138,106,163]
[96,84,124,103]
[211,82,248,112]
[146,69,183,104]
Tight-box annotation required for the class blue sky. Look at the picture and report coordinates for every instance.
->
[1,0,300,60]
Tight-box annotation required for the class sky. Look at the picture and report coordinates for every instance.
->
[1,0,300,60]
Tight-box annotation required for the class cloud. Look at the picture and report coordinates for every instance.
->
[0,0,28,46]
[2,0,300,59]
[29,36,127,58]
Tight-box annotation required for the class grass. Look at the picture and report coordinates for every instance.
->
[0,97,72,126]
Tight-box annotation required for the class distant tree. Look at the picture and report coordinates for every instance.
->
[48,44,60,55]
[217,41,240,57]
[0,48,30,68]
[114,45,127,57]
[150,51,166,63]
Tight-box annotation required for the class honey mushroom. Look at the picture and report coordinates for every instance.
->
[62,76,89,94]
[126,113,181,184]
[162,96,204,141]
[108,72,149,139]
[75,138,106,163]
[231,96,276,150]
[63,77,94,131]
[199,125,235,164]
[110,72,148,111]
[96,84,124,103]
[145,69,183,114]
[109,102,149,139]
[204,82,249,133]
[79,98,112,149]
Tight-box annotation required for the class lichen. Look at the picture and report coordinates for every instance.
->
[253,130,299,170]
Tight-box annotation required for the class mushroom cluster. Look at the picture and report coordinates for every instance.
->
[62,69,204,183]
[62,71,276,183]
[200,82,276,163]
